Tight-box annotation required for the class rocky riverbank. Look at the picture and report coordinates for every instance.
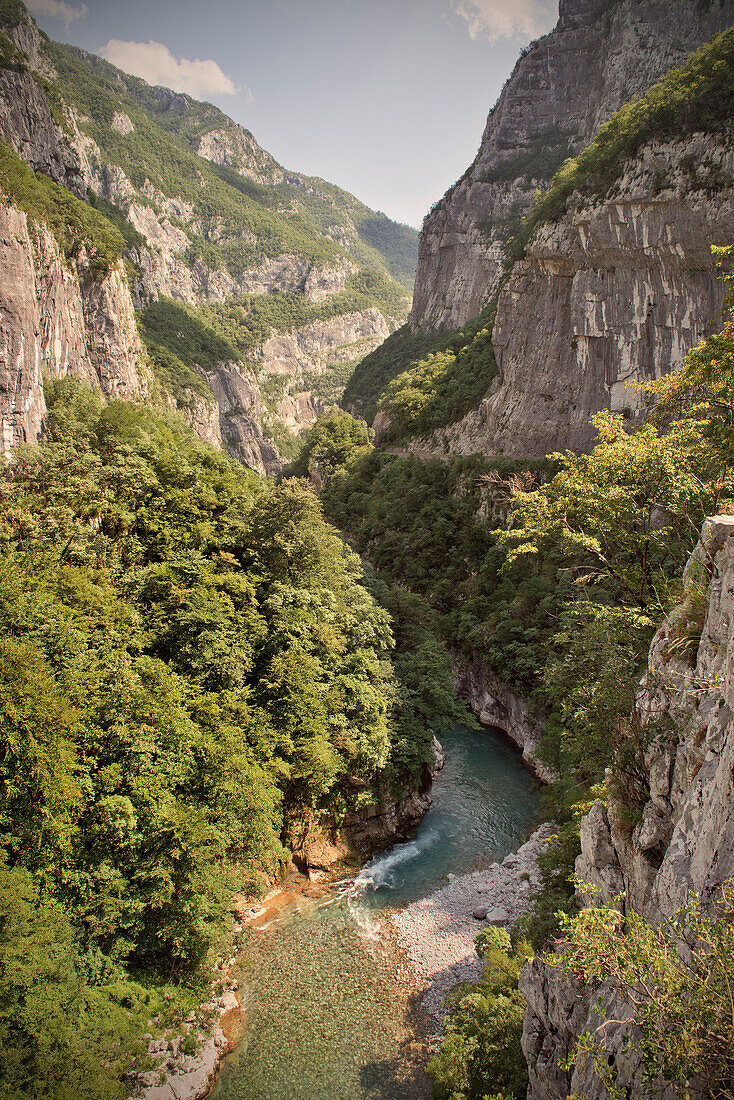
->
[127,979,243,1100]
[389,824,554,1025]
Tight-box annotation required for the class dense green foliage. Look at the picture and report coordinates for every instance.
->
[88,191,145,252]
[343,301,499,438]
[0,142,124,276]
[0,381,456,1094]
[322,444,559,695]
[341,323,451,422]
[283,411,371,481]
[555,883,734,1098]
[354,212,419,289]
[138,296,236,402]
[427,929,532,1100]
[377,306,498,442]
[512,28,734,258]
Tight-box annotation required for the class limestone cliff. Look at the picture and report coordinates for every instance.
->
[521,515,734,1099]
[0,202,148,456]
[411,0,734,333]
[0,68,84,199]
[400,130,734,458]
[0,7,85,198]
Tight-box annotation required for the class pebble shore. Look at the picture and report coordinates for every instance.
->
[389,823,555,1024]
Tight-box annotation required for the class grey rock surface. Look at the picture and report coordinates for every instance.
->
[390,131,734,460]
[391,825,554,1025]
[0,203,148,456]
[411,0,734,332]
[523,518,734,1099]
[0,10,85,197]
[453,651,552,781]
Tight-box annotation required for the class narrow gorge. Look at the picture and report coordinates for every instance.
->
[2,1,734,1099]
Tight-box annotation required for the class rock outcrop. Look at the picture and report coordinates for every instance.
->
[521,515,734,1099]
[453,652,551,781]
[0,68,85,198]
[0,2,417,468]
[0,8,85,197]
[202,307,391,475]
[394,130,734,459]
[0,202,148,456]
[287,738,446,876]
[411,0,734,333]
[206,361,280,477]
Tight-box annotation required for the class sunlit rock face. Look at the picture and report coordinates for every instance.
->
[395,131,734,461]
[0,203,148,457]
[522,517,734,1100]
[410,0,734,333]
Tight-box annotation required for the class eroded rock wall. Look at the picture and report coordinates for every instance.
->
[397,132,734,459]
[453,652,551,781]
[0,202,148,455]
[522,516,734,1099]
[205,308,391,475]
[411,0,734,332]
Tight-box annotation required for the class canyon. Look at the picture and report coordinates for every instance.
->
[2,1,734,1098]
[0,3,416,470]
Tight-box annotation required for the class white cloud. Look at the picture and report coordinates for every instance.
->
[26,0,88,30]
[452,0,557,42]
[99,39,242,100]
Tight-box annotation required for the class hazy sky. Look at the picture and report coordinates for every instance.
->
[27,0,559,227]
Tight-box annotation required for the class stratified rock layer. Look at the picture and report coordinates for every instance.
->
[411,0,734,332]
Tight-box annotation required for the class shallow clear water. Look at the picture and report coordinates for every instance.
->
[352,724,541,911]
[212,724,539,1100]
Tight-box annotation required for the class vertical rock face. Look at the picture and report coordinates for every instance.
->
[452,652,552,781]
[399,132,734,459]
[0,203,148,456]
[206,362,281,477]
[521,516,734,1100]
[0,70,85,198]
[411,0,734,333]
[0,9,86,197]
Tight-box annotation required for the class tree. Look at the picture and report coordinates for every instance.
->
[554,883,734,1100]
[428,929,532,1100]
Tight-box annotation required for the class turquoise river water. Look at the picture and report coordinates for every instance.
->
[211,724,540,1100]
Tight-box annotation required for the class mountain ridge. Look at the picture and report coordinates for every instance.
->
[0,0,418,469]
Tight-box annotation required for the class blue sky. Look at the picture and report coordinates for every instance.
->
[28,0,558,227]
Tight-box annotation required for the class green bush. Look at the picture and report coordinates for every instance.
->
[344,298,499,436]
[554,882,734,1097]
[0,142,124,276]
[428,929,532,1100]
[283,411,371,481]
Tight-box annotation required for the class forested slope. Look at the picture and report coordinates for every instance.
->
[0,382,458,1097]
[304,252,734,1100]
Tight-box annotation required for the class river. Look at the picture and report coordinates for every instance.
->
[211,723,540,1100]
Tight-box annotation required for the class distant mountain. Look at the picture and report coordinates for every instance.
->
[0,0,418,469]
